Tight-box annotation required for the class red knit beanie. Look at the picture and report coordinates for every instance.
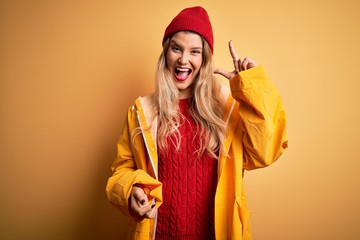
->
[162,6,214,53]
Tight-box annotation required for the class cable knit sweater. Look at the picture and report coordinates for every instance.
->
[156,98,217,240]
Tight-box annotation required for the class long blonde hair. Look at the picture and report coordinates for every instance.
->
[154,33,226,159]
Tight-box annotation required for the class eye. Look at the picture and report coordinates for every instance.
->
[171,46,181,52]
[191,49,202,55]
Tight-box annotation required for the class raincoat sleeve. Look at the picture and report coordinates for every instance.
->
[106,106,162,216]
[229,65,288,170]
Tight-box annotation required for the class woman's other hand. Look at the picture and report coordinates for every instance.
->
[129,185,157,220]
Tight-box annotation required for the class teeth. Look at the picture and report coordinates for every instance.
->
[176,67,190,72]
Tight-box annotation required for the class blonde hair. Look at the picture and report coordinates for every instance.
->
[154,33,226,158]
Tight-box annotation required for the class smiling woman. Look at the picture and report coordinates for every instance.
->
[2,0,360,239]
[166,32,203,98]
[106,6,288,240]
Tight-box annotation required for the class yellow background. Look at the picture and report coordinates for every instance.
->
[1,0,359,239]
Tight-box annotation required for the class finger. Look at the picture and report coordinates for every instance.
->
[130,187,150,218]
[133,204,152,218]
[229,41,240,72]
[248,59,257,68]
[145,207,157,219]
[229,40,240,61]
[130,197,153,217]
[144,198,157,219]
[241,58,258,71]
[136,198,155,218]
[132,187,148,205]
[241,58,249,71]
[238,59,243,72]
[233,60,240,73]
[214,68,235,80]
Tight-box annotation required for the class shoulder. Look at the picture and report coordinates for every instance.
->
[135,93,156,114]
[128,93,157,127]
[125,93,155,112]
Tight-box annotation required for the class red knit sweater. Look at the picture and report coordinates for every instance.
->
[156,98,217,240]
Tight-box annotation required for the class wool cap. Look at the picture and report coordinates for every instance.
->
[162,6,214,53]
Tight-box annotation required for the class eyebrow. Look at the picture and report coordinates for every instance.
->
[170,39,203,50]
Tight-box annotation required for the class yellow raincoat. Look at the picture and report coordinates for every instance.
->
[106,66,288,239]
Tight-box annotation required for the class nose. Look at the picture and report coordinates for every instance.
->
[178,52,189,65]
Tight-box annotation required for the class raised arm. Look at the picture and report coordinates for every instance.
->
[215,41,288,169]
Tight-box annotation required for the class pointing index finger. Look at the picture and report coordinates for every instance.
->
[229,40,241,72]
[229,40,240,61]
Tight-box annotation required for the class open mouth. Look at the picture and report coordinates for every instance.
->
[175,67,192,81]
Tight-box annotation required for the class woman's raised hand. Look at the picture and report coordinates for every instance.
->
[214,41,257,80]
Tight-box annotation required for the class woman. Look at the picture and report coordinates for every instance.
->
[106,6,288,240]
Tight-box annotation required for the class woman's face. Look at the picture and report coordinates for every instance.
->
[166,31,203,99]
